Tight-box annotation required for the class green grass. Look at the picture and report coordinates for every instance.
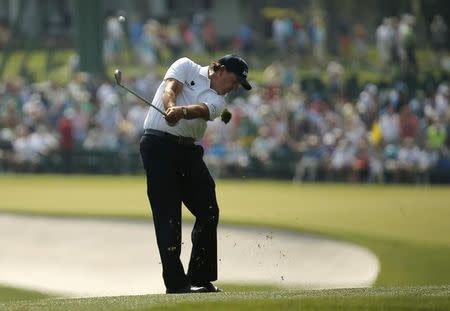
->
[1,286,449,311]
[0,283,276,305]
[1,176,449,246]
[0,285,50,303]
[1,175,449,287]
[0,175,449,309]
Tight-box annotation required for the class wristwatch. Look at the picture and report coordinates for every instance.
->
[182,106,188,118]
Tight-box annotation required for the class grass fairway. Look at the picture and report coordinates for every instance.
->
[0,174,449,309]
[1,286,449,311]
[0,286,50,303]
[1,175,449,245]
[0,174,450,287]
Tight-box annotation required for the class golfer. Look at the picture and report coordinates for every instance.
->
[140,55,252,294]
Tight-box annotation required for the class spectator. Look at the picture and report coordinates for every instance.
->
[0,99,20,129]
[223,141,250,176]
[353,23,368,67]
[104,15,127,65]
[0,18,11,47]
[399,105,419,140]
[309,15,327,65]
[409,89,426,121]
[250,125,277,167]
[427,117,447,150]
[128,14,144,57]
[0,128,15,171]
[337,21,351,61]
[12,125,37,172]
[190,13,205,53]
[126,99,147,140]
[295,21,310,57]
[368,143,384,183]
[383,143,400,182]
[398,14,417,73]
[235,23,254,55]
[203,132,226,178]
[262,60,284,89]
[357,83,378,128]
[417,142,439,183]
[390,16,401,68]
[435,83,449,119]
[166,19,183,59]
[293,134,325,182]
[397,137,421,182]
[351,138,370,182]
[326,61,345,97]
[138,19,160,66]
[329,138,354,181]
[83,125,103,151]
[376,18,396,71]
[380,105,400,144]
[57,108,74,173]
[22,92,47,129]
[272,17,288,55]
[202,18,218,54]
[71,95,91,146]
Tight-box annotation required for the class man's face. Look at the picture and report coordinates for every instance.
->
[215,68,240,95]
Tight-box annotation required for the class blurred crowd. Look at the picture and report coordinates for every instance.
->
[375,13,450,74]
[1,63,449,183]
[0,71,150,173]
[202,66,450,183]
[103,12,227,67]
[1,12,449,183]
[102,11,449,75]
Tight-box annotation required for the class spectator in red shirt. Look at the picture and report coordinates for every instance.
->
[399,105,419,139]
[57,108,74,173]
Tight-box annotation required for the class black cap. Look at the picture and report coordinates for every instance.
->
[218,54,252,90]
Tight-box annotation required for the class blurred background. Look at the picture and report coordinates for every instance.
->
[0,0,449,184]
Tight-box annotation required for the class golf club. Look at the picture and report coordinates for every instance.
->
[114,69,167,116]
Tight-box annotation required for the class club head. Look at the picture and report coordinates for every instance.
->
[114,69,122,86]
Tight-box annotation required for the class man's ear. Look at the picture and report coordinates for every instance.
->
[211,62,222,72]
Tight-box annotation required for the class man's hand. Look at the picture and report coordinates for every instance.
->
[165,106,183,126]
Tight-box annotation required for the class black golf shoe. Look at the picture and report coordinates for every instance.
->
[166,285,209,294]
[193,282,222,293]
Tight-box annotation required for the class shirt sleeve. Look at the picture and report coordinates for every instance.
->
[164,57,193,82]
[202,95,226,121]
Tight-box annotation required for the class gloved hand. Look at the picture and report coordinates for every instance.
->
[221,108,232,124]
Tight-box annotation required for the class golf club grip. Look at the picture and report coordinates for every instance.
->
[121,85,167,116]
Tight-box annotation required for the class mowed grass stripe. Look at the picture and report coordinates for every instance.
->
[0,175,148,217]
[218,181,450,247]
[1,286,449,311]
[1,175,449,246]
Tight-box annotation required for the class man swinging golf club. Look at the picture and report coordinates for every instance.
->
[139,55,252,294]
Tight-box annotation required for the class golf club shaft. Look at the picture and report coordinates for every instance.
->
[119,84,167,117]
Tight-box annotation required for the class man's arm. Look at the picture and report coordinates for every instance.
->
[163,78,210,125]
[162,78,183,110]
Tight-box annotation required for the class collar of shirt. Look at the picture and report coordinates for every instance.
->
[199,66,213,91]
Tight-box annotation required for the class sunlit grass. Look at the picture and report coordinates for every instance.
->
[1,174,450,288]
[1,285,449,311]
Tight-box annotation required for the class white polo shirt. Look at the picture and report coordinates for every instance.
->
[143,57,226,141]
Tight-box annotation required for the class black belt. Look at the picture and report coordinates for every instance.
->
[144,129,195,145]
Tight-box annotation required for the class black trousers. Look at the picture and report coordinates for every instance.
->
[140,133,219,290]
